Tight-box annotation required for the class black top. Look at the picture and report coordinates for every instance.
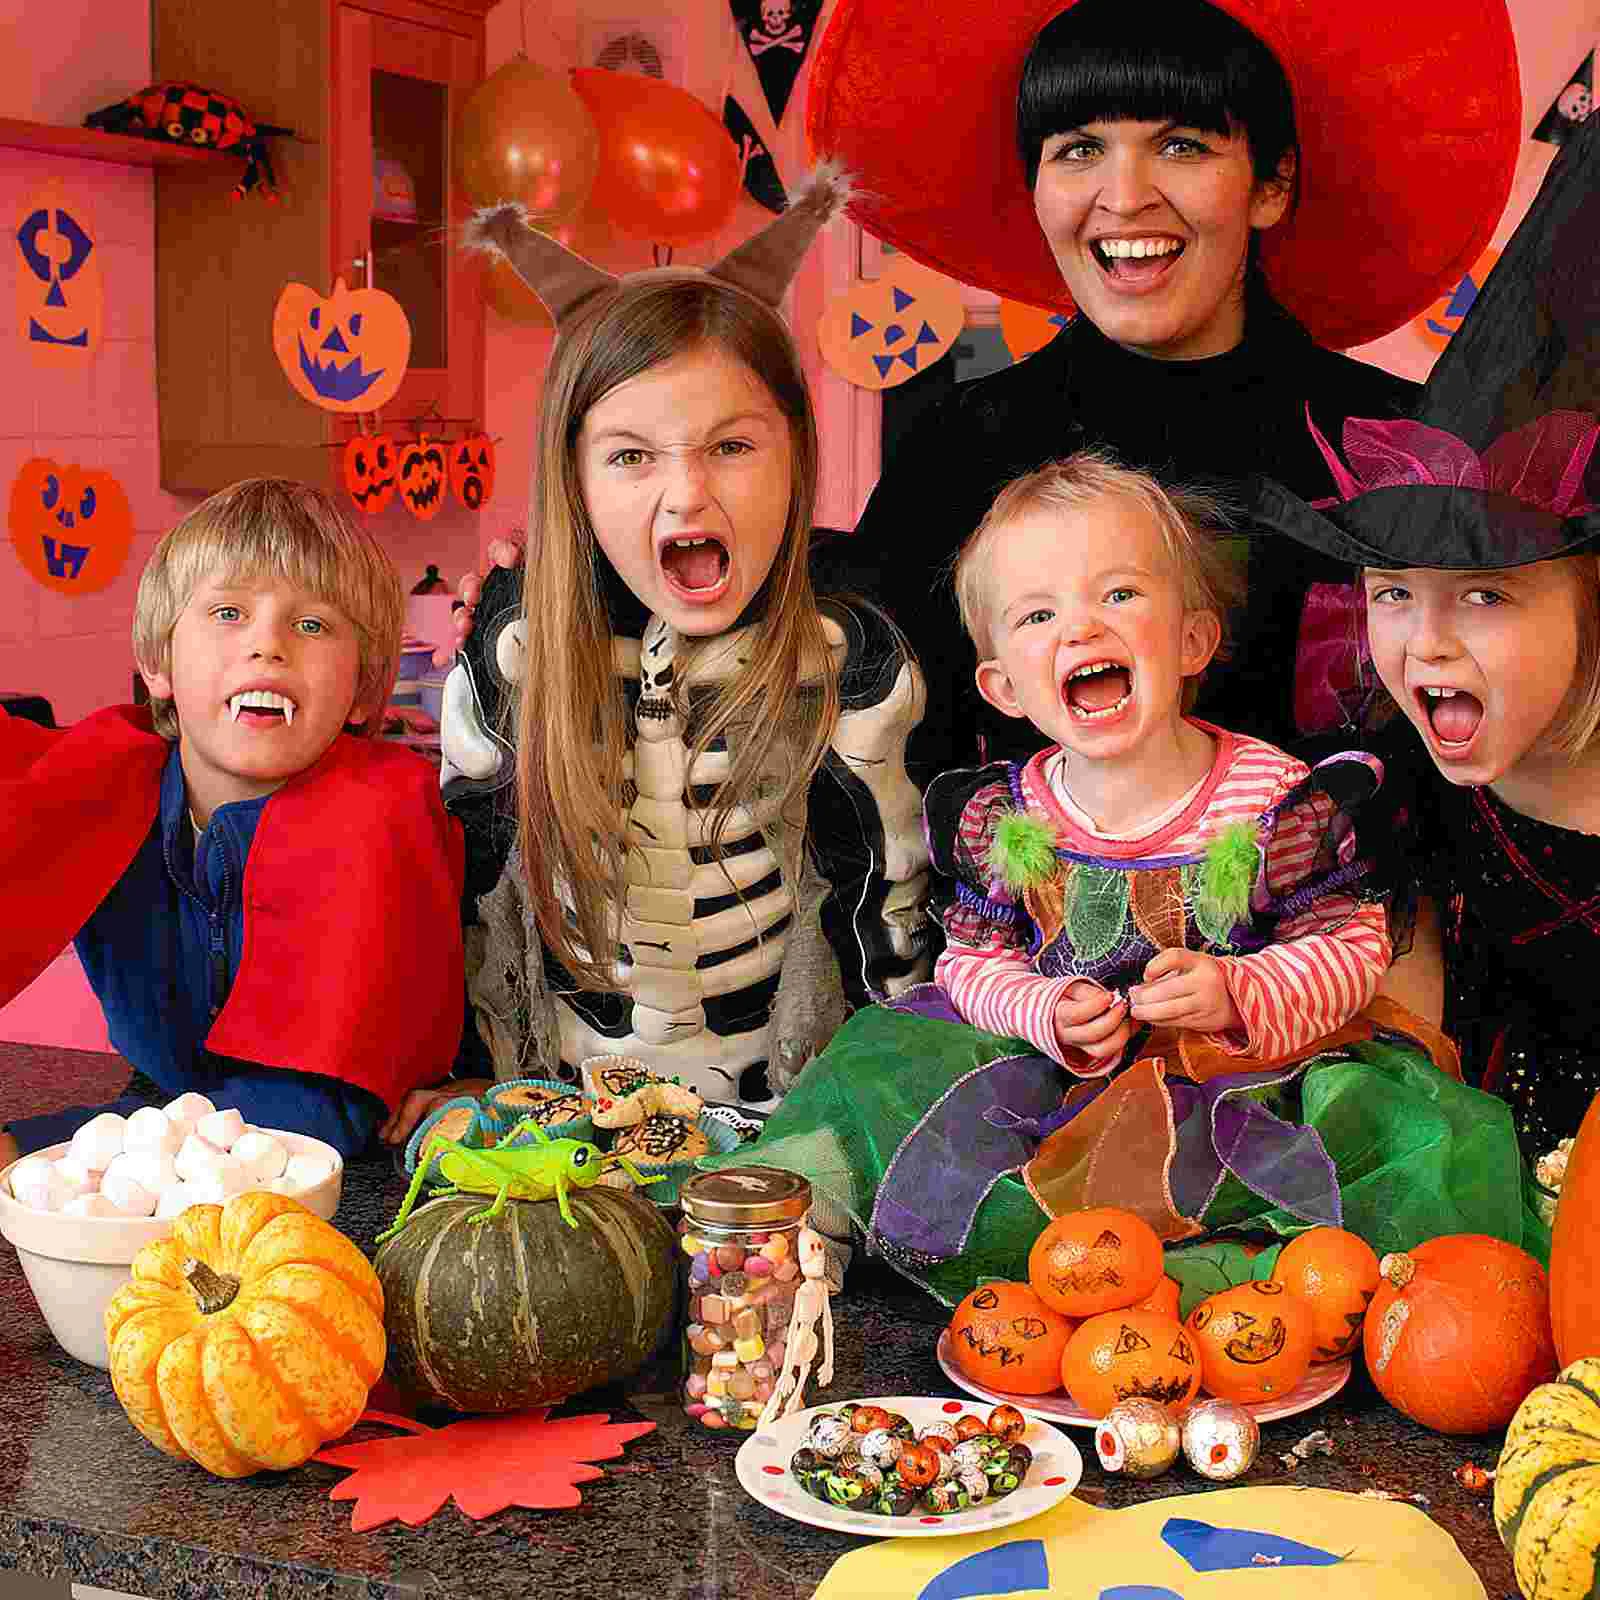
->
[851,289,1420,779]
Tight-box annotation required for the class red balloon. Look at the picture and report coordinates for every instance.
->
[571,68,741,247]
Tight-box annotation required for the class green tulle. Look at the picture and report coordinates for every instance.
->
[987,810,1061,893]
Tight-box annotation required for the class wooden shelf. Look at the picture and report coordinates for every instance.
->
[0,116,239,171]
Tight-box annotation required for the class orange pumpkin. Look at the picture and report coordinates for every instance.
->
[449,432,496,511]
[8,456,135,596]
[1365,1235,1557,1434]
[15,182,103,366]
[1551,1092,1600,1367]
[342,432,398,515]
[947,1280,1075,1396]
[1028,1206,1164,1318]
[399,435,446,521]
[272,277,411,413]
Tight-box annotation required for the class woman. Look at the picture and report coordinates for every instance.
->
[808,0,1520,772]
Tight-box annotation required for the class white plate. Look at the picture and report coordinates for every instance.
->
[734,1393,1082,1539]
[935,1330,1351,1426]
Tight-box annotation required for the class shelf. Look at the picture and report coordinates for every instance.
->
[0,116,241,171]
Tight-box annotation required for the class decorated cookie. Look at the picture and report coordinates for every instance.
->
[591,1078,703,1130]
[580,1056,659,1101]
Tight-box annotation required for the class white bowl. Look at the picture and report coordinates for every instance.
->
[0,1131,343,1369]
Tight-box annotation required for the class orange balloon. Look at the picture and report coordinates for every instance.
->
[571,67,740,247]
[454,57,600,220]
[481,255,550,327]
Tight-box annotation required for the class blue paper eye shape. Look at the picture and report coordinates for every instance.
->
[80,485,97,521]
[41,474,60,511]
[350,312,363,337]
[1161,1518,1342,1571]
[309,306,321,330]
[1100,1589,1184,1599]
[917,1541,1049,1600]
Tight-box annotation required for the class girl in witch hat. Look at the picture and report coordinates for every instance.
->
[1254,110,1600,1163]
[807,0,1521,778]
[380,168,933,1148]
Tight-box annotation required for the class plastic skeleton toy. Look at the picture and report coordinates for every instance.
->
[759,1226,836,1423]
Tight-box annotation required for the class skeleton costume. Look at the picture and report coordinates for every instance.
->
[444,169,930,1108]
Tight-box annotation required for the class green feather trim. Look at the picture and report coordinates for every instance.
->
[1197,820,1260,930]
[987,810,1062,892]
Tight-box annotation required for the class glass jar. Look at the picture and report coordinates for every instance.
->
[678,1166,811,1431]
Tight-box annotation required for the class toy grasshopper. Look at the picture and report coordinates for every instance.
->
[375,1116,664,1241]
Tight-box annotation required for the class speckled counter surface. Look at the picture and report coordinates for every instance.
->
[0,1043,1518,1599]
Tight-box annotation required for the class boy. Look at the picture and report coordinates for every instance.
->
[1,479,464,1162]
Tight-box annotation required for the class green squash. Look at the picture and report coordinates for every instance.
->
[375,1185,676,1411]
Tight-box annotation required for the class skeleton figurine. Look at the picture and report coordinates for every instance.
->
[758,1225,836,1424]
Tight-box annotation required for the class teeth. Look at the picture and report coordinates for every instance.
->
[671,537,713,548]
[1097,238,1182,259]
[1069,693,1133,722]
[1069,661,1123,680]
[1422,686,1458,698]
[229,689,297,726]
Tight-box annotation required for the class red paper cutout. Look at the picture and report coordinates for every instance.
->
[313,1408,656,1531]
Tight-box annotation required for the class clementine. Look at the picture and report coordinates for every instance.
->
[1132,1274,1182,1319]
[1187,1280,1315,1403]
[1028,1207,1164,1317]
[1271,1226,1381,1362]
[947,1280,1075,1395]
[1060,1308,1201,1417]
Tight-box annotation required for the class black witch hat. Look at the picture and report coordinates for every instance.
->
[1253,111,1600,572]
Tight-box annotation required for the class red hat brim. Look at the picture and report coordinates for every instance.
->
[806,0,1520,351]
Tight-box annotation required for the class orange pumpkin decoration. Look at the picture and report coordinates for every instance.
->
[1551,1091,1600,1367]
[398,434,446,521]
[1028,1207,1164,1318]
[1131,1275,1182,1319]
[8,456,135,596]
[1364,1235,1556,1435]
[1271,1226,1381,1362]
[342,433,398,515]
[15,181,102,367]
[1060,1308,1200,1417]
[449,432,496,511]
[947,1280,1075,1396]
[272,277,411,414]
[1187,1279,1315,1403]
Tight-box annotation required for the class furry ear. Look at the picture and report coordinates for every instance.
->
[707,161,853,307]
[461,203,616,326]
[987,810,1061,893]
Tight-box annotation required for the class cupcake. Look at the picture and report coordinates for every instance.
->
[613,1113,711,1166]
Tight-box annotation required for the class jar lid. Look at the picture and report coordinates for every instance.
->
[680,1167,811,1227]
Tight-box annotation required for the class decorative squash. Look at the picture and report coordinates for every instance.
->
[1495,1356,1600,1600]
[1364,1234,1556,1435]
[1551,1091,1600,1366]
[375,1184,676,1412]
[102,1192,385,1477]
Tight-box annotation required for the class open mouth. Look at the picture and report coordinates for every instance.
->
[228,689,298,727]
[1417,685,1482,748]
[659,536,731,601]
[1064,660,1133,721]
[1091,237,1185,284]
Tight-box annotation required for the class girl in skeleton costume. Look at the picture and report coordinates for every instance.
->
[435,168,930,1112]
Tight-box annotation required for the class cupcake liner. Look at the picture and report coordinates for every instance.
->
[611,1109,744,1209]
[482,1078,595,1144]
[402,1095,500,1176]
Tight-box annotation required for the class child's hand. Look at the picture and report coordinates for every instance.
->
[379,1079,495,1146]
[1129,949,1243,1035]
[1052,978,1132,1064]
[449,537,525,657]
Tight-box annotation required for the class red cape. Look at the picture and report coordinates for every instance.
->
[1,706,465,1109]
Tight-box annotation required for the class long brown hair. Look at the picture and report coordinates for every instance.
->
[515,274,838,987]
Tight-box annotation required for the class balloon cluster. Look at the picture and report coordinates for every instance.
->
[455,57,743,325]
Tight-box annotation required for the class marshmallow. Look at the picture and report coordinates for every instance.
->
[183,1168,248,1205]
[163,1092,216,1140]
[124,1106,182,1157]
[196,1108,247,1151]
[231,1130,288,1183]
[100,1164,158,1217]
[52,1156,100,1203]
[63,1192,123,1219]
[175,1133,228,1184]
[109,1149,178,1195]
[9,1156,67,1212]
[69,1112,127,1171]
[281,1151,335,1192]
[155,1181,206,1220]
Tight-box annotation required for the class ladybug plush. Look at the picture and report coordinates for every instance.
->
[84,83,291,200]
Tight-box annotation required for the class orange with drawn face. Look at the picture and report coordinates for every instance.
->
[947,1280,1075,1395]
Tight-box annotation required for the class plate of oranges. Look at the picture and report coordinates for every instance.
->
[938,1209,1375,1427]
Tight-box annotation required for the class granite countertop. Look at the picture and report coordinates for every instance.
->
[0,1043,1519,1600]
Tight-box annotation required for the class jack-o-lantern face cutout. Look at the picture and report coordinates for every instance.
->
[449,432,496,510]
[1413,247,1501,354]
[399,435,446,521]
[343,433,398,515]
[8,456,135,596]
[14,184,102,366]
[272,277,411,413]
[817,258,965,390]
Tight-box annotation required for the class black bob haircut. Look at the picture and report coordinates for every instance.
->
[1017,0,1300,196]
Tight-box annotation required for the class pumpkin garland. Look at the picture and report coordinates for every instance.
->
[398,434,447,521]
[342,432,398,515]
[449,431,496,510]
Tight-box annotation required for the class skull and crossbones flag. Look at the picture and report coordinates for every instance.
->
[723,97,787,215]
[731,0,821,127]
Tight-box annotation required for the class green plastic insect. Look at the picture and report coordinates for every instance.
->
[375,1116,664,1241]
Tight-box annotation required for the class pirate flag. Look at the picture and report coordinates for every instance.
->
[731,0,821,127]
[723,97,787,215]
[1534,51,1595,147]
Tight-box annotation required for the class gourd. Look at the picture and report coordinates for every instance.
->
[1364,1234,1556,1435]
[374,1184,676,1412]
[103,1191,385,1477]
[1495,1356,1600,1599]
[1551,1092,1600,1366]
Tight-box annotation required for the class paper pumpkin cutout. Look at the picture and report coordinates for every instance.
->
[14,183,102,367]
[8,456,134,596]
[399,435,446,520]
[818,258,965,390]
[1413,247,1501,354]
[816,1486,1483,1600]
[999,296,1072,363]
[343,433,398,515]
[272,278,410,413]
[449,433,496,511]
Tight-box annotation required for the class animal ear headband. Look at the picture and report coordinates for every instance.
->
[462,161,852,327]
